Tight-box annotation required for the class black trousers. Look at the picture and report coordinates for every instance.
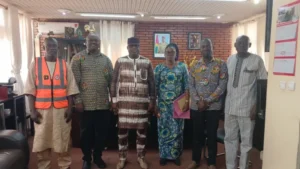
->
[80,110,111,162]
[191,109,220,165]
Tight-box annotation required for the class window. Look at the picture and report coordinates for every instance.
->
[19,14,29,83]
[0,7,11,82]
[231,14,267,69]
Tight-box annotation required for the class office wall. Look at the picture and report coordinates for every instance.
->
[135,22,232,67]
[263,0,300,169]
[34,20,232,67]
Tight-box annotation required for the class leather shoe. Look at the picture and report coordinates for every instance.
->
[160,158,167,166]
[185,161,198,169]
[137,157,148,169]
[82,161,91,169]
[174,158,181,166]
[208,165,217,169]
[94,158,107,168]
[116,160,126,169]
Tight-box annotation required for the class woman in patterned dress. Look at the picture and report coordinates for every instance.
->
[154,43,189,166]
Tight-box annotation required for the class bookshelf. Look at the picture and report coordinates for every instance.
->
[39,35,86,63]
[56,38,86,62]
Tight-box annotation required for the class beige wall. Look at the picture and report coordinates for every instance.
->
[263,0,300,169]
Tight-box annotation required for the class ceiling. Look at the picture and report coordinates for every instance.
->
[2,0,266,23]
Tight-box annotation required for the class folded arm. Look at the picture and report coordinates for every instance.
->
[189,66,201,103]
[205,62,228,104]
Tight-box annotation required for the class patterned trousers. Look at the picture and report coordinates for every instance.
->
[118,128,147,160]
[36,148,71,169]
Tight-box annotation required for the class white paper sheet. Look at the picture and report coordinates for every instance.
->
[273,58,296,74]
[276,23,298,41]
[275,41,297,57]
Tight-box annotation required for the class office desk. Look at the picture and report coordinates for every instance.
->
[0,95,27,137]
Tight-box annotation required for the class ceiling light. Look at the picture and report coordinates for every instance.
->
[58,9,72,15]
[153,16,207,20]
[77,13,137,18]
[137,12,147,17]
[253,0,260,4]
[214,14,224,19]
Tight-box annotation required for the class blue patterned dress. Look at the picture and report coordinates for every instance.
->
[154,62,189,159]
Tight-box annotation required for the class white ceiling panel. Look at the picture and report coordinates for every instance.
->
[2,0,266,22]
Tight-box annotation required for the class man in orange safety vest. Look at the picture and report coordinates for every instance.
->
[24,37,79,169]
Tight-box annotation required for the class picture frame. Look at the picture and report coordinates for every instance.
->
[188,32,202,50]
[65,27,75,39]
[153,32,171,59]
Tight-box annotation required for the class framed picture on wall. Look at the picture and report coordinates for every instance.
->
[188,32,202,50]
[153,32,171,58]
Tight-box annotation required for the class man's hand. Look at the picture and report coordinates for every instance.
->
[31,110,42,124]
[112,103,118,115]
[75,103,84,113]
[154,106,161,118]
[64,108,72,123]
[197,100,209,112]
[148,103,155,113]
[250,104,257,121]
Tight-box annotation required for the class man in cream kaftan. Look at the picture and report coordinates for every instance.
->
[24,38,79,169]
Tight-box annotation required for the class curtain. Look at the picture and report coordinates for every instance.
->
[99,20,135,66]
[0,5,33,95]
[231,14,268,69]
[0,7,11,83]
[19,13,34,115]
[257,15,268,69]
[1,6,33,114]
[19,13,34,84]
[8,6,23,94]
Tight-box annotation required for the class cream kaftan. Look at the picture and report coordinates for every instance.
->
[24,60,79,153]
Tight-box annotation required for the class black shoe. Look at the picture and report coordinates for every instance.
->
[94,158,107,168]
[160,158,167,166]
[82,161,91,169]
[174,158,181,166]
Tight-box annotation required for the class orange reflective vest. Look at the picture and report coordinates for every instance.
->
[35,57,68,109]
